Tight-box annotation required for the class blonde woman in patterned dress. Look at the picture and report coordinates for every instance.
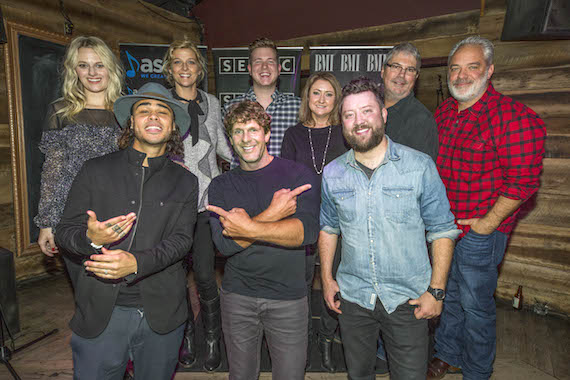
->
[35,36,124,268]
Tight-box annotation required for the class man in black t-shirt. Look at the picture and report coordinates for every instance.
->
[208,100,320,380]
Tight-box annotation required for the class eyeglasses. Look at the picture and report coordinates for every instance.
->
[385,63,418,76]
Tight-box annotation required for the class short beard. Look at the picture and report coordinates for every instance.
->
[449,75,489,103]
[344,123,384,153]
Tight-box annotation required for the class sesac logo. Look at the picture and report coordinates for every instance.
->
[218,56,296,75]
[219,93,243,105]
[125,51,165,79]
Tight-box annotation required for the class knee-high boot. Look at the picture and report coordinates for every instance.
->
[178,317,196,367]
[201,295,222,371]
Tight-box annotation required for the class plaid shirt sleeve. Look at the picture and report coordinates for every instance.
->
[493,100,546,201]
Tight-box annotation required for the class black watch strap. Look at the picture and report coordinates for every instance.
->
[427,286,445,301]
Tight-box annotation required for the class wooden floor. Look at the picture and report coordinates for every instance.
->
[1,273,568,380]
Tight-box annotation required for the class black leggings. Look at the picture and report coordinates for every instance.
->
[189,211,218,302]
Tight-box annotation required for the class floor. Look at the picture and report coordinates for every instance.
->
[0,273,568,380]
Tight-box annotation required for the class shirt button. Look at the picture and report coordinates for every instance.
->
[131,200,135,205]
[160,201,164,206]
[370,239,373,243]
[396,194,400,198]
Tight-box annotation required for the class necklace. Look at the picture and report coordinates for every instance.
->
[308,125,332,175]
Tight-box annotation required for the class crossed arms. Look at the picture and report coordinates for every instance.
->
[208,184,312,252]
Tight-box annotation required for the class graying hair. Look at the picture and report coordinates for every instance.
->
[448,36,494,66]
[384,42,422,70]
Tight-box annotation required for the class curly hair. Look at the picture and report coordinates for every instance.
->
[162,37,207,87]
[58,36,124,121]
[248,37,278,62]
[118,118,184,159]
[339,77,385,118]
[223,100,271,136]
[299,72,342,126]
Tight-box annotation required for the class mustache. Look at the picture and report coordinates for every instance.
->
[452,79,474,86]
[352,123,370,132]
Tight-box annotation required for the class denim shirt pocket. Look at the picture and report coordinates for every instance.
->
[332,189,356,222]
[382,186,414,224]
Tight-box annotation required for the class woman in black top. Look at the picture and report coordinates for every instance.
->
[281,72,348,372]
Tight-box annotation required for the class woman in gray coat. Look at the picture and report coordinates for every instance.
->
[163,38,233,372]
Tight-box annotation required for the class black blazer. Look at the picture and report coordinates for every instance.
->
[56,146,198,338]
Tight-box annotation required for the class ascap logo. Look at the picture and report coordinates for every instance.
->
[218,56,296,75]
[125,50,165,79]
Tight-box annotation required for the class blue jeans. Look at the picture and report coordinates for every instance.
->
[220,288,308,380]
[434,230,508,380]
[71,306,184,380]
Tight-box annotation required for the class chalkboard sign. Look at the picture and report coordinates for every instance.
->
[5,23,69,256]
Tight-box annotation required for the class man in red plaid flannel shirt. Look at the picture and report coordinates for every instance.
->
[427,36,546,380]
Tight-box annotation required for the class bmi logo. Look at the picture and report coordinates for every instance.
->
[124,50,165,79]
[218,56,296,75]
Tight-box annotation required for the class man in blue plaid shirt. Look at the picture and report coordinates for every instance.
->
[223,37,301,167]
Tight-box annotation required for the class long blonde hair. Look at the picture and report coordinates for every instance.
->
[58,36,124,120]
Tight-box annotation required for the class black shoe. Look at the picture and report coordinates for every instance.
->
[201,295,222,372]
[318,336,335,373]
[178,319,196,367]
[375,356,389,376]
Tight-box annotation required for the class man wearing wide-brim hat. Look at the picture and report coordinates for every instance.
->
[56,82,199,380]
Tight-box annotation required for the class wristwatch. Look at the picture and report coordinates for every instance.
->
[427,286,445,301]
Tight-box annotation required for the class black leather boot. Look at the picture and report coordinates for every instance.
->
[178,318,196,367]
[201,295,222,372]
[318,335,336,373]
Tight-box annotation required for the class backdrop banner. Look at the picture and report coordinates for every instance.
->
[119,43,208,93]
[309,46,393,87]
[212,46,303,106]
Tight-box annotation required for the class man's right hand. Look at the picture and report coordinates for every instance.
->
[258,184,312,222]
[322,278,342,314]
[38,228,59,257]
[86,210,137,246]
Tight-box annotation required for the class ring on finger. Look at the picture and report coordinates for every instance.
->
[104,269,108,275]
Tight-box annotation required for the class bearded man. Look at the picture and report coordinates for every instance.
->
[428,36,546,380]
[318,77,460,380]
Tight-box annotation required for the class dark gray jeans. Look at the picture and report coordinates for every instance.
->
[220,288,308,380]
[338,296,428,380]
[70,306,184,380]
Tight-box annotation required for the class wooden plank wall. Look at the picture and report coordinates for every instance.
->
[0,0,200,280]
[278,0,570,314]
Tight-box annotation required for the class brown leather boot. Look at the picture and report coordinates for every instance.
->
[427,357,462,379]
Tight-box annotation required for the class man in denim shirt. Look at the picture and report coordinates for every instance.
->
[319,78,460,380]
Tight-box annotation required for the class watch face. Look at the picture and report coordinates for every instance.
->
[429,286,445,301]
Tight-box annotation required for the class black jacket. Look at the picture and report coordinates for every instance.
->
[56,146,198,338]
